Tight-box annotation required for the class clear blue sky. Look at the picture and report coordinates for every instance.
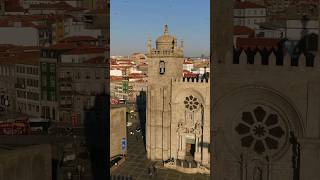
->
[111,0,210,57]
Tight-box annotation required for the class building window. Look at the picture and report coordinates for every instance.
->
[50,77,55,87]
[95,72,100,79]
[41,63,46,72]
[42,76,47,86]
[50,64,55,73]
[159,60,165,74]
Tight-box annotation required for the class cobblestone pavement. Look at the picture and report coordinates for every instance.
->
[111,125,210,180]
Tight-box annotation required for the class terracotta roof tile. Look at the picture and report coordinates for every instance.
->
[236,37,281,49]
[83,56,106,64]
[43,43,78,50]
[0,51,40,65]
[234,2,265,9]
[29,2,83,11]
[59,36,98,43]
[5,0,25,12]
[234,26,255,36]
[63,46,105,55]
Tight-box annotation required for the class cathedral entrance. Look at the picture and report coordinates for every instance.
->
[186,143,195,156]
[185,137,195,161]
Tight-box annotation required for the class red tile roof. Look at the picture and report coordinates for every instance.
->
[63,46,105,55]
[29,2,84,11]
[110,76,124,81]
[234,26,255,36]
[43,43,78,50]
[0,19,47,29]
[59,36,98,43]
[234,2,265,9]
[236,37,281,50]
[183,72,198,78]
[183,61,193,64]
[5,0,25,12]
[83,56,106,64]
[0,51,40,65]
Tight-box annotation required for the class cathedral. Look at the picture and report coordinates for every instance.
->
[146,25,210,173]
[212,0,320,180]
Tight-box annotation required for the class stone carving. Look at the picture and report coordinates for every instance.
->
[235,106,285,154]
[177,122,185,134]
[184,95,200,112]
[253,166,262,180]
[194,122,201,135]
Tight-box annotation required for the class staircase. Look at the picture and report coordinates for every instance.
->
[176,158,197,168]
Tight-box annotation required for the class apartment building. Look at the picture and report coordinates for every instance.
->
[234,1,267,29]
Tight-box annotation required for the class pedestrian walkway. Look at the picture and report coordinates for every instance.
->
[111,128,210,180]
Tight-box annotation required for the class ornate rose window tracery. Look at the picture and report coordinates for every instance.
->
[235,106,286,155]
[184,95,200,112]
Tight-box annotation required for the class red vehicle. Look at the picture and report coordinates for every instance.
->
[0,117,30,135]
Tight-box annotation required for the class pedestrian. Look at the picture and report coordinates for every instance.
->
[135,134,138,141]
[151,166,154,178]
[153,165,157,177]
[148,166,152,176]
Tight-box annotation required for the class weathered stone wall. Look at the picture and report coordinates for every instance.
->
[0,144,52,180]
[110,105,127,159]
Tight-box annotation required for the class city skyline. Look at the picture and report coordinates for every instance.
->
[111,0,210,57]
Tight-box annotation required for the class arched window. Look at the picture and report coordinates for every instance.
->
[159,60,165,74]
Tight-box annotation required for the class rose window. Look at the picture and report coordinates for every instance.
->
[184,95,200,111]
[235,106,285,154]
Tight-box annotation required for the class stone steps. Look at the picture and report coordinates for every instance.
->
[176,159,197,168]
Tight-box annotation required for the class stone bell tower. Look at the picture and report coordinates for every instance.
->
[146,25,184,161]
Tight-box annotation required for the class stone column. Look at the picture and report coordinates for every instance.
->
[195,136,199,152]
[194,135,202,162]
[181,135,186,159]
[177,133,184,159]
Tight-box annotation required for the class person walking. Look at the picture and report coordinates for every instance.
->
[148,166,152,176]
[151,166,154,178]
[153,165,157,177]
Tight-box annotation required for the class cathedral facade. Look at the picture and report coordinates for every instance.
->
[146,25,210,171]
[212,0,320,180]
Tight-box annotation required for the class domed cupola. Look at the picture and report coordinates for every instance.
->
[156,24,177,50]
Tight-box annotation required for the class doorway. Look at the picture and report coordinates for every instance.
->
[186,143,195,160]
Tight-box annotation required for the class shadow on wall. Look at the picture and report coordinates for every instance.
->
[84,93,109,180]
[136,91,146,149]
